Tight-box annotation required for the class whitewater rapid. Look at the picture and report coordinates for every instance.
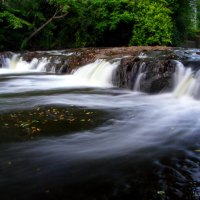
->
[0,56,120,96]
[0,53,200,200]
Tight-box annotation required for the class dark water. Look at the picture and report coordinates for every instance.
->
[0,71,200,200]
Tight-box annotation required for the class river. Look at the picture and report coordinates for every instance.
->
[0,54,200,200]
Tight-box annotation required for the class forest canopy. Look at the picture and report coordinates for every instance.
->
[0,0,199,50]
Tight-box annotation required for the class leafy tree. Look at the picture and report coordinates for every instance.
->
[129,0,173,46]
[0,0,42,50]
[21,0,73,49]
[196,0,200,29]
[167,0,197,45]
[55,0,135,47]
[0,0,199,50]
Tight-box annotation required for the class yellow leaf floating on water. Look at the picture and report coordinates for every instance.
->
[20,123,30,127]
[68,118,75,122]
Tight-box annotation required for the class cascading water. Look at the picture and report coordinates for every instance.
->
[131,59,200,100]
[0,55,120,94]
[0,51,200,200]
[73,59,119,87]
[0,54,53,74]
[133,62,145,91]
[173,60,200,99]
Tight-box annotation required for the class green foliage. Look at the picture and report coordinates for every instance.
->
[0,0,48,50]
[0,0,198,50]
[168,0,197,45]
[129,0,173,46]
[196,0,200,30]
[0,11,31,29]
[49,0,70,12]
[60,0,135,47]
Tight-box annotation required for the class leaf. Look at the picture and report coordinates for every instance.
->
[20,122,30,127]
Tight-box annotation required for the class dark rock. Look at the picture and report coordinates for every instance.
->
[20,47,171,74]
[1,47,181,94]
[115,54,176,93]
[57,63,69,74]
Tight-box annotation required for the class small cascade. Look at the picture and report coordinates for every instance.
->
[133,62,145,91]
[0,55,119,87]
[73,59,120,87]
[173,61,186,88]
[173,61,200,99]
[0,55,119,88]
[0,54,52,74]
[8,54,20,70]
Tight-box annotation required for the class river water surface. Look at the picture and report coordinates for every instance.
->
[0,56,200,200]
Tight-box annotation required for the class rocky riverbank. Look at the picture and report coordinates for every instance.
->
[0,46,171,71]
[2,46,200,94]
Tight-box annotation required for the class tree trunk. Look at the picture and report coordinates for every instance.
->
[21,9,68,49]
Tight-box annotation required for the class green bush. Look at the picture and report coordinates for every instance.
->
[129,0,173,46]
[0,0,198,50]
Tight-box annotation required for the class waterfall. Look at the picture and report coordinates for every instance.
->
[130,59,200,99]
[173,61,186,88]
[0,55,51,74]
[73,59,120,87]
[5,53,200,97]
[0,55,120,88]
[173,61,200,99]
[133,62,145,91]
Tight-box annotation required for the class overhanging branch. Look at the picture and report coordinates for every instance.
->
[21,8,68,49]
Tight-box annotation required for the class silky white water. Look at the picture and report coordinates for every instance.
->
[0,53,200,199]
[0,56,119,94]
[133,62,145,91]
[173,61,200,99]
[0,55,51,73]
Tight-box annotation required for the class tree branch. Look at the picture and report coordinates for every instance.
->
[53,12,68,19]
[21,8,68,49]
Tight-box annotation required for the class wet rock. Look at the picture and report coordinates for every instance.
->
[0,47,180,94]
[57,63,69,74]
[183,60,200,70]
[19,47,172,74]
[115,54,177,93]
